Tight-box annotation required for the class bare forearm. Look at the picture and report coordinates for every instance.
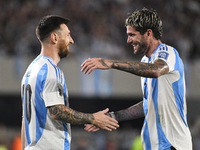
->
[114,101,144,121]
[49,105,94,124]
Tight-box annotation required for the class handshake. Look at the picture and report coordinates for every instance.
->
[85,108,119,132]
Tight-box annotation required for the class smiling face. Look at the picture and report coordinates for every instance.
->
[57,24,74,59]
[126,26,148,56]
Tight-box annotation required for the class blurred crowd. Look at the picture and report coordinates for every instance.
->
[0,0,200,61]
[1,0,199,96]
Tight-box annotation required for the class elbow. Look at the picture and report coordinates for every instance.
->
[48,106,60,120]
[153,67,169,78]
[154,72,160,78]
[152,71,162,78]
[50,114,57,120]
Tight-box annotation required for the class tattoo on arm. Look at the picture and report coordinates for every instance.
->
[98,59,109,67]
[49,105,94,124]
[111,59,168,78]
[115,101,144,121]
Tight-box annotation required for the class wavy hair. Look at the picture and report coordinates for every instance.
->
[125,8,163,40]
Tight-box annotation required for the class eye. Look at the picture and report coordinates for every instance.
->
[128,33,135,37]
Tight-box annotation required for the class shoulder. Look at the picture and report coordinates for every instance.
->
[155,44,178,60]
[155,44,181,72]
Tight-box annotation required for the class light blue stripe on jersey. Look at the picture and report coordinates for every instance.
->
[63,122,70,150]
[143,78,148,114]
[24,55,43,145]
[142,57,151,149]
[63,79,70,149]
[172,49,187,126]
[47,58,59,83]
[46,58,63,84]
[143,118,151,150]
[151,78,171,149]
[35,63,48,142]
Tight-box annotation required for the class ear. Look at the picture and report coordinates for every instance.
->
[50,32,58,44]
[146,29,153,37]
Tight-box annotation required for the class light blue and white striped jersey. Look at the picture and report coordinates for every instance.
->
[140,43,192,150]
[21,55,71,150]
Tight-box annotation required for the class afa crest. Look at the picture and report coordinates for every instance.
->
[158,52,169,60]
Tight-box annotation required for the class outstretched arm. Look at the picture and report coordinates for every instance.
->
[84,101,144,132]
[48,105,119,131]
[81,58,169,78]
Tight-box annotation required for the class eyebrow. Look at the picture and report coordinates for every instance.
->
[127,33,135,36]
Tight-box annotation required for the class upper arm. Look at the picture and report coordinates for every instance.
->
[152,59,169,77]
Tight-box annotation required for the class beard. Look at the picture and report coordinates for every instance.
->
[134,36,148,56]
[58,48,70,59]
[58,41,70,59]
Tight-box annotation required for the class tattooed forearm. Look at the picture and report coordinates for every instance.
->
[49,105,94,124]
[115,101,144,121]
[111,59,168,78]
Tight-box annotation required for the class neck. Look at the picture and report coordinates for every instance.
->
[146,40,161,58]
[40,43,60,65]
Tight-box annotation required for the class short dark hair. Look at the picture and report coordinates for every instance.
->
[125,8,163,40]
[36,15,70,41]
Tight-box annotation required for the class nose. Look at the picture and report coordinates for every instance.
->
[70,36,74,44]
[127,36,131,44]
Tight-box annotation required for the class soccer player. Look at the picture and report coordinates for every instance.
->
[21,15,119,150]
[81,8,192,150]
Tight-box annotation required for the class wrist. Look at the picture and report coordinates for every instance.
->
[109,111,116,120]
[108,60,114,68]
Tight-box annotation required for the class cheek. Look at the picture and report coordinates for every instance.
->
[64,39,69,46]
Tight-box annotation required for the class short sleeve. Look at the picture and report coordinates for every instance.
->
[42,65,65,107]
[153,45,176,72]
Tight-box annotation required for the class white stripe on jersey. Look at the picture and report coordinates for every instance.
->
[21,55,71,150]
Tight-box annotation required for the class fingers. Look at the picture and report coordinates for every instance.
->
[108,116,119,124]
[81,63,95,74]
[93,109,119,132]
[81,58,105,74]
[100,120,119,131]
[84,124,100,132]
[86,122,118,132]
[101,108,109,114]
[81,58,95,74]
[107,117,119,129]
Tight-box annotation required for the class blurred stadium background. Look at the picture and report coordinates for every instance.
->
[0,0,200,149]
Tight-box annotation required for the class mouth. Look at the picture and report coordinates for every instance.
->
[132,43,138,50]
[132,42,138,47]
